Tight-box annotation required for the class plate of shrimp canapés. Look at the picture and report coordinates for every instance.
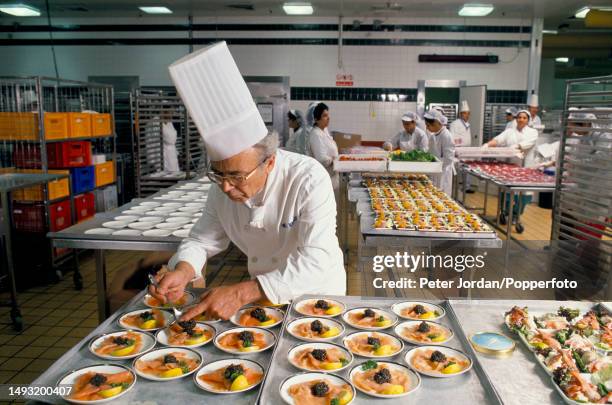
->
[230,306,284,328]
[342,307,397,330]
[118,309,173,332]
[286,317,345,342]
[394,320,453,345]
[295,298,345,317]
[89,330,156,360]
[280,372,355,405]
[349,360,421,398]
[288,342,354,373]
[143,291,195,309]
[58,364,136,404]
[404,346,472,378]
[194,359,264,394]
[156,320,215,348]
[133,347,202,381]
[214,327,276,355]
[391,301,445,321]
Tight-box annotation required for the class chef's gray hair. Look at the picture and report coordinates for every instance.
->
[252,131,279,160]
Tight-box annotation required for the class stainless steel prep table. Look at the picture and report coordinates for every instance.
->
[47,178,211,322]
[0,173,71,330]
[257,294,502,405]
[26,289,276,405]
[449,299,609,405]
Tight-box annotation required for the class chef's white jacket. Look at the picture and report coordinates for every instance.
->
[162,122,180,172]
[505,120,517,130]
[428,127,456,195]
[529,115,543,128]
[168,149,346,304]
[493,125,539,167]
[383,127,428,151]
[449,118,472,146]
[309,126,339,190]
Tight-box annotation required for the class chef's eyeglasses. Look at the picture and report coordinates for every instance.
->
[206,157,269,186]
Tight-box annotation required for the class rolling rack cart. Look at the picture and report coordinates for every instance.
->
[0,76,117,305]
[130,88,205,197]
[551,75,612,301]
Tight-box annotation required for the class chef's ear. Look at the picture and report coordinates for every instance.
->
[264,154,276,173]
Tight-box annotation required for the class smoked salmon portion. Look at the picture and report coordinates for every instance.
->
[401,304,440,320]
[345,333,400,356]
[238,307,278,327]
[70,371,134,401]
[293,348,348,371]
[294,320,339,339]
[218,330,268,351]
[352,363,410,395]
[299,300,342,316]
[401,322,450,343]
[168,321,212,346]
[199,363,263,391]
[135,352,200,377]
[410,349,469,375]
[288,379,353,405]
[146,293,188,308]
[94,332,142,356]
[122,310,166,329]
[347,309,391,328]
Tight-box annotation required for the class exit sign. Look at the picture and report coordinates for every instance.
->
[336,73,354,87]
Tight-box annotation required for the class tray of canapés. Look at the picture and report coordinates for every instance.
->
[367,186,449,201]
[505,304,612,405]
[55,301,285,404]
[258,298,478,405]
[372,211,493,234]
[370,197,464,214]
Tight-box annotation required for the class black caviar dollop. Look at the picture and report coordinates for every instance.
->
[223,364,244,382]
[164,354,178,364]
[430,350,447,363]
[364,309,376,318]
[112,336,131,346]
[417,321,430,333]
[413,305,426,315]
[89,374,107,387]
[311,349,327,361]
[373,368,392,384]
[139,311,154,321]
[310,320,324,333]
[178,320,196,332]
[311,381,329,397]
[250,308,269,322]
[314,300,330,310]
[367,337,381,347]
[238,330,254,347]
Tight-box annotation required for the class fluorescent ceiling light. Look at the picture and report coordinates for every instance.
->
[575,7,590,18]
[542,30,558,34]
[555,57,569,63]
[0,3,40,16]
[283,2,313,15]
[458,3,494,17]
[138,6,172,14]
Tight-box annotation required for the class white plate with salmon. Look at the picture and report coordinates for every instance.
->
[143,292,195,309]
[194,359,264,394]
[394,320,454,345]
[342,307,397,331]
[391,301,446,321]
[156,320,215,348]
[118,309,174,332]
[133,347,202,381]
[214,327,276,355]
[230,306,284,328]
[342,331,404,358]
[279,372,355,405]
[286,317,345,342]
[89,330,156,360]
[294,298,345,318]
[404,346,472,378]
[349,360,421,398]
[58,364,136,404]
[288,342,354,373]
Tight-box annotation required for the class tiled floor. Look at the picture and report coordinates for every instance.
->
[0,192,552,404]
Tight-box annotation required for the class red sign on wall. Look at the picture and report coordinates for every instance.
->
[336,73,354,87]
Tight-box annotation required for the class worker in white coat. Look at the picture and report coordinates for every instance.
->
[424,108,455,195]
[149,42,346,320]
[383,112,428,152]
[449,100,472,147]
[161,109,180,172]
[308,102,340,191]
[527,94,543,129]
[483,110,538,231]
[505,107,518,130]
[285,109,306,154]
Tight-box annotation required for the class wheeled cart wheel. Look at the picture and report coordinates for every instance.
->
[515,222,525,234]
[10,307,23,331]
[499,213,507,225]
[74,271,83,291]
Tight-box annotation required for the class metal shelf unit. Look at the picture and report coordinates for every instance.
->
[551,75,612,301]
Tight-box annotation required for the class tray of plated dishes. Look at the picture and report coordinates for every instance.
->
[256,294,501,405]
[26,289,283,405]
[449,299,612,405]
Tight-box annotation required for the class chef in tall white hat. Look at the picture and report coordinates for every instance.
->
[149,42,346,319]
[527,94,542,128]
[424,108,455,195]
[449,100,472,147]
[383,112,429,152]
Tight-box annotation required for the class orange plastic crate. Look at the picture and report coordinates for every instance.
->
[0,112,38,140]
[42,112,69,140]
[68,113,92,138]
[94,161,115,187]
[91,113,112,137]
[10,169,70,202]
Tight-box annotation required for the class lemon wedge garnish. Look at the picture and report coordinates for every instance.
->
[418,312,435,319]
[321,362,343,370]
[160,368,183,378]
[185,335,209,345]
[441,363,462,374]
[325,306,342,315]
[140,319,157,329]
[238,345,260,352]
[320,327,340,338]
[336,390,353,405]
[374,319,391,327]
[373,345,393,356]
[259,319,275,327]
[230,375,249,391]
[98,386,123,398]
[110,345,135,356]
[381,385,404,395]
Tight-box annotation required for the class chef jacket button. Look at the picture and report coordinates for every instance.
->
[251,257,258,263]
[271,257,278,264]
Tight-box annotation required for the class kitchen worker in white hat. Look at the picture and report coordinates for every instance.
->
[527,94,543,128]
[449,100,472,147]
[505,107,518,130]
[382,112,428,152]
[424,108,456,195]
[149,42,346,320]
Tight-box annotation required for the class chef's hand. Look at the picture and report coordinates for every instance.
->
[481,143,489,150]
[148,261,194,304]
[181,280,264,321]
[382,143,392,151]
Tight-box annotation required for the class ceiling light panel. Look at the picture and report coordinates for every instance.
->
[283,2,313,15]
[139,6,172,14]
[458,4,494,17]
[0,3,40,16]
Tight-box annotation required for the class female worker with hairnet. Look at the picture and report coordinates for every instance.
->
[308,102,339,190]
[483,109,538,232]
[424,108,455,195]
[383,112,429,152]
[285,109,307,154]
[505,107,518,130]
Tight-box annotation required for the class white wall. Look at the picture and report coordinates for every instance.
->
[0,16,532,140]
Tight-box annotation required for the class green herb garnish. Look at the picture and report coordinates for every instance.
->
[362,360,378,371]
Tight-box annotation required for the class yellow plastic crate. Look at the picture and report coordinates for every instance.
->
[91,113,112,137]
[94,161,115,187]
[10,168,70,202]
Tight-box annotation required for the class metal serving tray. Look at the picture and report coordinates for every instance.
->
[27,290,277,405]
[448,299,610,405]
[257,294,502,405]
